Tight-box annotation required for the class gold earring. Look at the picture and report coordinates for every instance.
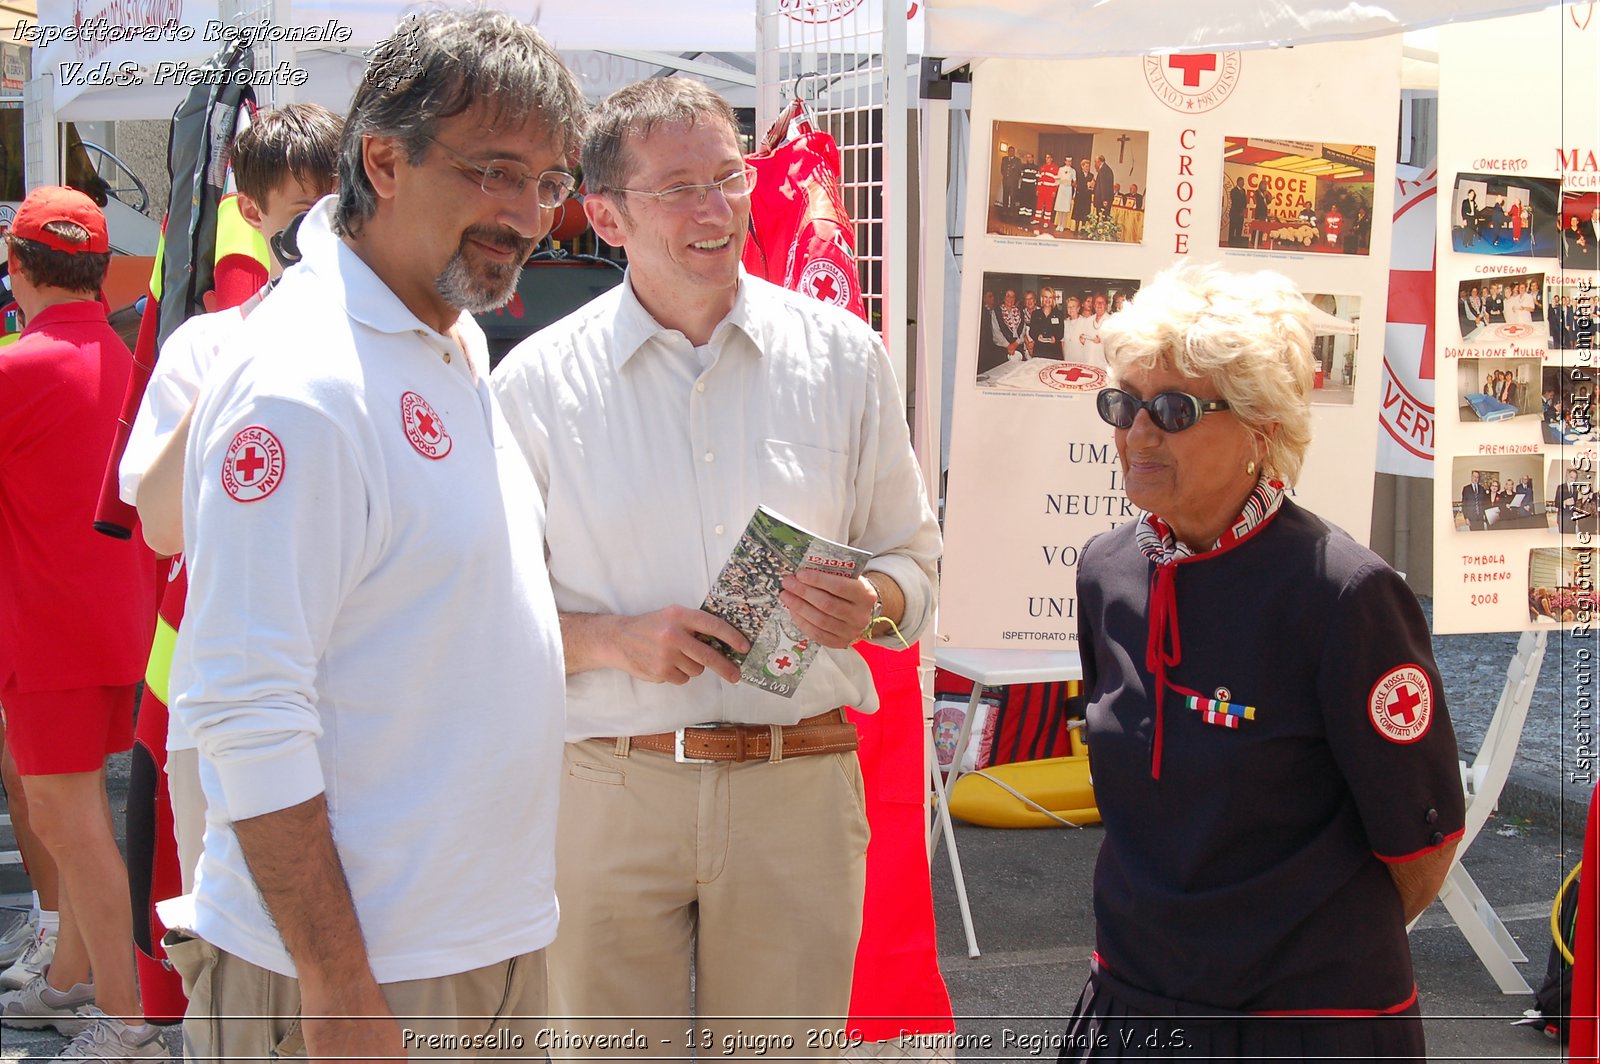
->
[1246,460,1257,477]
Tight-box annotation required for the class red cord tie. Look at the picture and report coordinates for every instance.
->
[1145,561,1181,780]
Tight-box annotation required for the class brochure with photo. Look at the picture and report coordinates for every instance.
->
[701,505,870,698]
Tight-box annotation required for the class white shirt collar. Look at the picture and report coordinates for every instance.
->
[610,267,770,371]
[294,195,481,343]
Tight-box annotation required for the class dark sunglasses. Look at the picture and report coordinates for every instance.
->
[1096,387,1231,433]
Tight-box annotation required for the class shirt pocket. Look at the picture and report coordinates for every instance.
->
[759,438,851,534]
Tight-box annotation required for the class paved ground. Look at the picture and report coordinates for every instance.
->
[1431,611,1592,829]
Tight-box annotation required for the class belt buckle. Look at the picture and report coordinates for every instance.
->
[674,722,723,764]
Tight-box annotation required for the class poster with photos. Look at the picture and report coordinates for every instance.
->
[1560,190,1600,269]
[1449,454,1549,533]
[1538,364,1594,444]
[1304,293,1361,405]
[1453,356,1542,425]
[1218,137,1376,254]
[1547,281,1597,352]
[941,39,1400,648]
[1432,8,1598,635]
[1529,547,1599,623]
[1454,272,1547,344]
[1448,172,1561,257]
[986,121,1151,244]
[973,270,1140,390]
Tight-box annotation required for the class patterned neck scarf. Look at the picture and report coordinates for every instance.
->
[1134,477,1288,779]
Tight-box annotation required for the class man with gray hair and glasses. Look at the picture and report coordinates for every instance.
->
[163,10,583,1060]
[494,77,940,1057]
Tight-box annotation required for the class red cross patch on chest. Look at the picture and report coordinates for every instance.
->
[1368,664,1433,744]
[401,391,452,460]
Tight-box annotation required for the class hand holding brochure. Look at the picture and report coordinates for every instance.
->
[700,505,871,698]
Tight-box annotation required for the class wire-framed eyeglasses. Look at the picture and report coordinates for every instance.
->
[426,137,577,208]
[1096,387,1232,433]
[611,167,758,211]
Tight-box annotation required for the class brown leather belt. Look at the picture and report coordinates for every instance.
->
[621,708,858,763]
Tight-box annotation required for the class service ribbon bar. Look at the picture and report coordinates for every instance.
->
[1186,695,1257,729]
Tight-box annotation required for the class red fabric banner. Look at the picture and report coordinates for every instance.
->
[743,122,869,323]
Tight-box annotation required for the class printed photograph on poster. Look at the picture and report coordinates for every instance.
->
[973,270,1140,392]
[1539,365,1595,443]
[1545,456,1597,535]
[987,121,1150,244]
[1455,273,1547,343]
[1450,455,1549,532]
[1218,137,1375,254]
[1303,293,1361,405]
[1560,190,1600,270]
[1548,282,1597,352]
[1449,173,1560,257]
[1528,548,1597,624]
[1454,357,1541,424]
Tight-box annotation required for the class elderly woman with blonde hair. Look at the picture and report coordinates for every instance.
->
[1061,264,1464,1062]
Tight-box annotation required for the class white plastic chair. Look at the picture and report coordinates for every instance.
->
[1420,628,1547,994]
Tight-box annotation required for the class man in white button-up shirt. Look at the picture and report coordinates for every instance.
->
[166,12,585,1061]
[494,79,941,1058]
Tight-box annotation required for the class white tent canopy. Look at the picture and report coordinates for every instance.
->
[922,0,1562,60]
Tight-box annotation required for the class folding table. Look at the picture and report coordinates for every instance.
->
[928,647,1083,957]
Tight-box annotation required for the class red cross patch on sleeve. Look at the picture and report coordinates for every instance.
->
[221,426,286,502]
[1368,665,1433,744]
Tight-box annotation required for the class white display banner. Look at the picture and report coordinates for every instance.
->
[1432,5,1599,635]
[923,0,1560,61]
[938,39,1399,650]
[1376,164,1438,478]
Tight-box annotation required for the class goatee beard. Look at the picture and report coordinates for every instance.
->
[434,226,534,313]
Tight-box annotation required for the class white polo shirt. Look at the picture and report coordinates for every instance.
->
[171,198,564,982]
[492,270,940,741]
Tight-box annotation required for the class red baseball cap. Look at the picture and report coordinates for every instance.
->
[9,186,110,254]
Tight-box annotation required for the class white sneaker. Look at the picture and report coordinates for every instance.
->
[0,973,95,1036]
[60,1009,172,1060]
[0,926,54,989]
[0,911,35,966]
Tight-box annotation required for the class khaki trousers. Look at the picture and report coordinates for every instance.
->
[166,933,547,1061]
[548,737,870,1061]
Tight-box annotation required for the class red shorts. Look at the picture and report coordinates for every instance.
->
[1,678,138,776]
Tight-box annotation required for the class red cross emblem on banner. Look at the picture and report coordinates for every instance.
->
[1167,53,1217,88]
[1387,253,1437,381]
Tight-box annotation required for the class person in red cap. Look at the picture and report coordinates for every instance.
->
[0,186,165,1059]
